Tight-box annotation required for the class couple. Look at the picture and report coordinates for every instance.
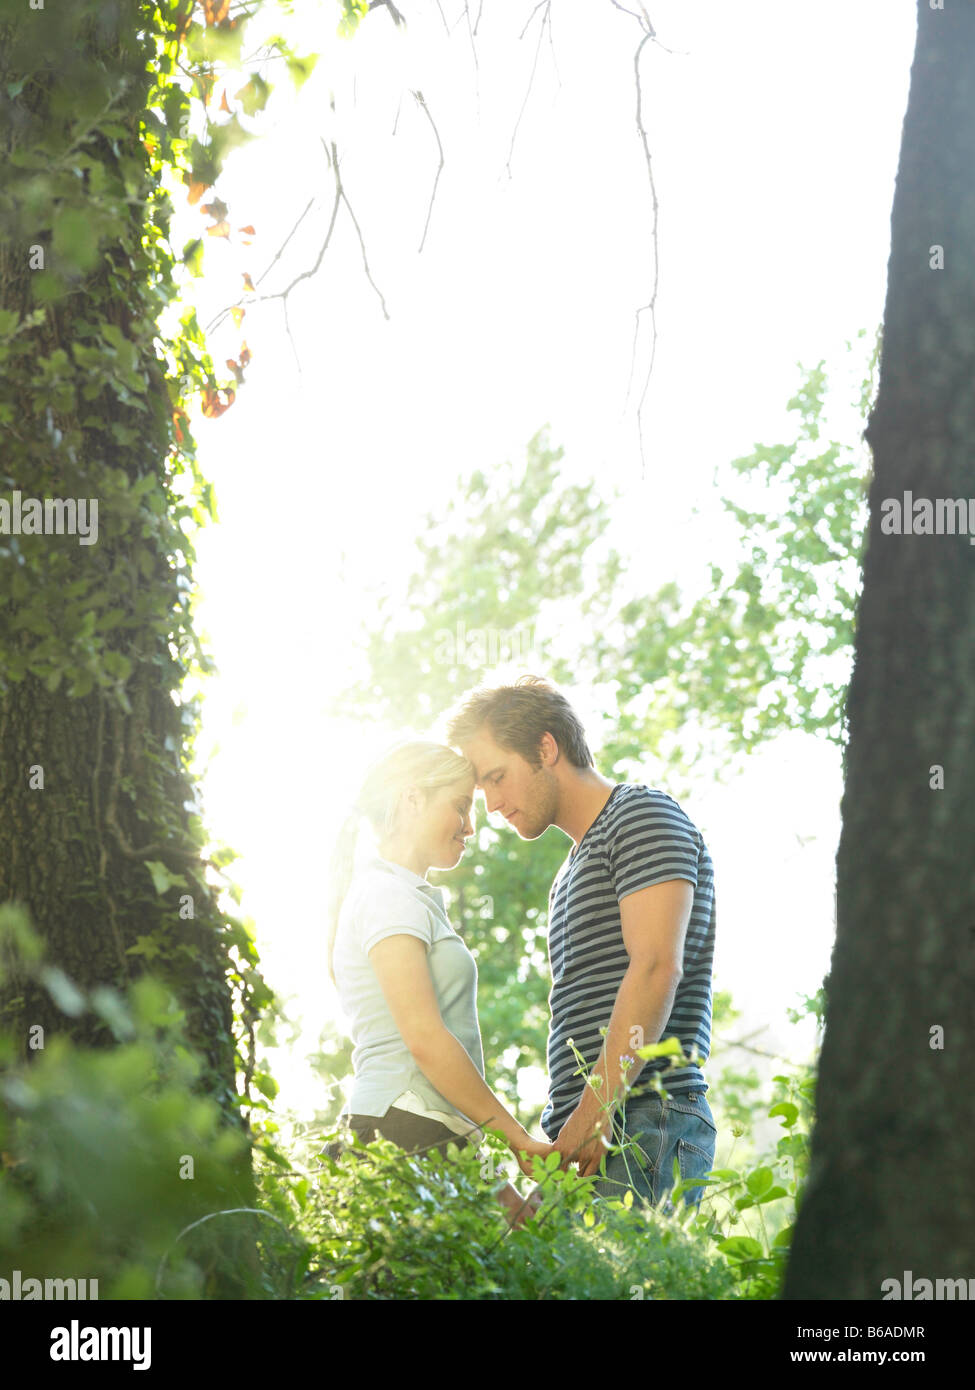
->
[327,675,717,1226]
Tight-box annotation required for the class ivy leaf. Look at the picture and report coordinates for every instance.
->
[201,386,235,418]
[144,860,188,895]
[286,53,319,89]
[53,209,99,273]
[235,74,271,117]
[182,238,204,277]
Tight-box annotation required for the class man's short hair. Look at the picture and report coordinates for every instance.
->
[446,674,594,770]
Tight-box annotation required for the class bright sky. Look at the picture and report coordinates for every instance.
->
[170,0,918,1128]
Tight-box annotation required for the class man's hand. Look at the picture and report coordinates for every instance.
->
[506,1128,558,1179]
[554,1102,615,1178]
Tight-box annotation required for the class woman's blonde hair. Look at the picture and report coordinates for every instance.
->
[326,740,474,985]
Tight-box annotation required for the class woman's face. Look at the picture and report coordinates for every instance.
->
[416,776,476,870]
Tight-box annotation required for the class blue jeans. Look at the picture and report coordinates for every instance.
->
[593,1088,717,1211]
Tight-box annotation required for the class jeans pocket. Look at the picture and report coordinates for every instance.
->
[675,1137,714,1207]
[668,1092,717,1135]
[618,1099,664,1175]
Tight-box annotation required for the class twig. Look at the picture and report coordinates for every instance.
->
[332,141,391,320]
[367,0,406,25]
[206,195,317,335]
[506,1,551,180]
[462,1,480,112]
[622,28,659,477]
[413,91,445,253]
[713,1032,806,1066]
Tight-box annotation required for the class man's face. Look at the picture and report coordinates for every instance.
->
[458,727,559,840]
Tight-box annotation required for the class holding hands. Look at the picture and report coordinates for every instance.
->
[506,1125,558,1179]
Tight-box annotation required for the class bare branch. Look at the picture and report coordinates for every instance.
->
[367,0,407,26]
[206,195,317,336]
[206,134,390,375]
[621,28,659,477]
[506,1,550,180]
[413,89,445,253]
[333,142,391,320]
[518,0,548,41]
[714,1033,807,1066]
[463,2,481,113]
[258,145,342,303]
[545,0,561,88]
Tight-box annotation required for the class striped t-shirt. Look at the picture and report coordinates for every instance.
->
[541,783,716,1140]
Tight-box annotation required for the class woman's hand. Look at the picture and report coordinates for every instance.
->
[496,1182,544,1229]
[507,1128,557,1179]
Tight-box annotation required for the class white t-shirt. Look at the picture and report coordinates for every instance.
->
[333,854,486,1133]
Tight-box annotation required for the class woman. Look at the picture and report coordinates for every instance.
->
[327,740,553,1225]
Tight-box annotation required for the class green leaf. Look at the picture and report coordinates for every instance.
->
[768,1101,799,1128]
[634,1036,683,1061]
[53,208,99,273]
[40,965,86,1017]
[144,860,187,895]
[756,1185,789,1205]
[745,1165,774,1197]
[717,1236,763,1261]
[89,986,136,1039]
[182,236,205,279]
[236,73,271,117]
[254,1070,278,1100]
[286,53,319,88]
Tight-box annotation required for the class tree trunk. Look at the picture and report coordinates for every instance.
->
[784,0,975,1298]
[0,4,249,1159]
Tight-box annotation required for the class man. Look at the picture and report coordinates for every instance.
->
[446,674,717,1210]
